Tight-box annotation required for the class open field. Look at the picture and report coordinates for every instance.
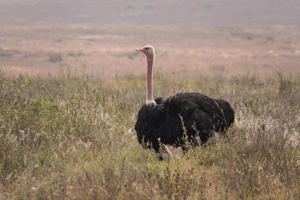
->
[1,22,300,80]
[1,22,300,199]
[0,70,300,199]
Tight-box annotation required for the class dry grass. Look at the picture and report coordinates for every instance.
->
[1,22,300,199]
[0,68,299,199]
[0,22,300,80]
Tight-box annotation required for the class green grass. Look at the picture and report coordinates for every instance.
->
[0,69,300,199]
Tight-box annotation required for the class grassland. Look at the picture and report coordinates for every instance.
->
[0,67,300,199]
[1,23,300,80]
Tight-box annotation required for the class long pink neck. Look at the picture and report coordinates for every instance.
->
[146,54,155,104]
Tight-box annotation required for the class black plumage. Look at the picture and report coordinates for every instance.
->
[135,92,234,154]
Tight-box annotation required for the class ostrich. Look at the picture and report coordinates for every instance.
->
[135,45,234,159]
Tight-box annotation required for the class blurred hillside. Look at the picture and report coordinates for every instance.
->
[0,0,299,25]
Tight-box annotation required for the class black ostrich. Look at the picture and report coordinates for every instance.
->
[135,45,234,159]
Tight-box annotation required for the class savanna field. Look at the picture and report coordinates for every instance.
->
[1,22,300,199]
[0,68,300,199]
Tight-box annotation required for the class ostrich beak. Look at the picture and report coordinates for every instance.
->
[136,48,142,52]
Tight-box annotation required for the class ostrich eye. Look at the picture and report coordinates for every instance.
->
[145,48,149,50]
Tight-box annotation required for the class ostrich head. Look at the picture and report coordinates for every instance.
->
[136,45,155,60]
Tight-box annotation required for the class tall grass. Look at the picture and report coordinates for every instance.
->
[0,69,300,199]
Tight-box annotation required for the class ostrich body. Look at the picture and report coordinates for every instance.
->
[135,45,234,157]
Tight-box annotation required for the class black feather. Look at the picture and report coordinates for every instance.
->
[135,92,234,154]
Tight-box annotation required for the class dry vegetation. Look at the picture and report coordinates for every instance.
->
[0,68,300,199]
[0,23,300,80]
[0,22,300,199]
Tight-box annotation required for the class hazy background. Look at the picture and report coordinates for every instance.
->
[0,0,299,25]
[1,0,299,79]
